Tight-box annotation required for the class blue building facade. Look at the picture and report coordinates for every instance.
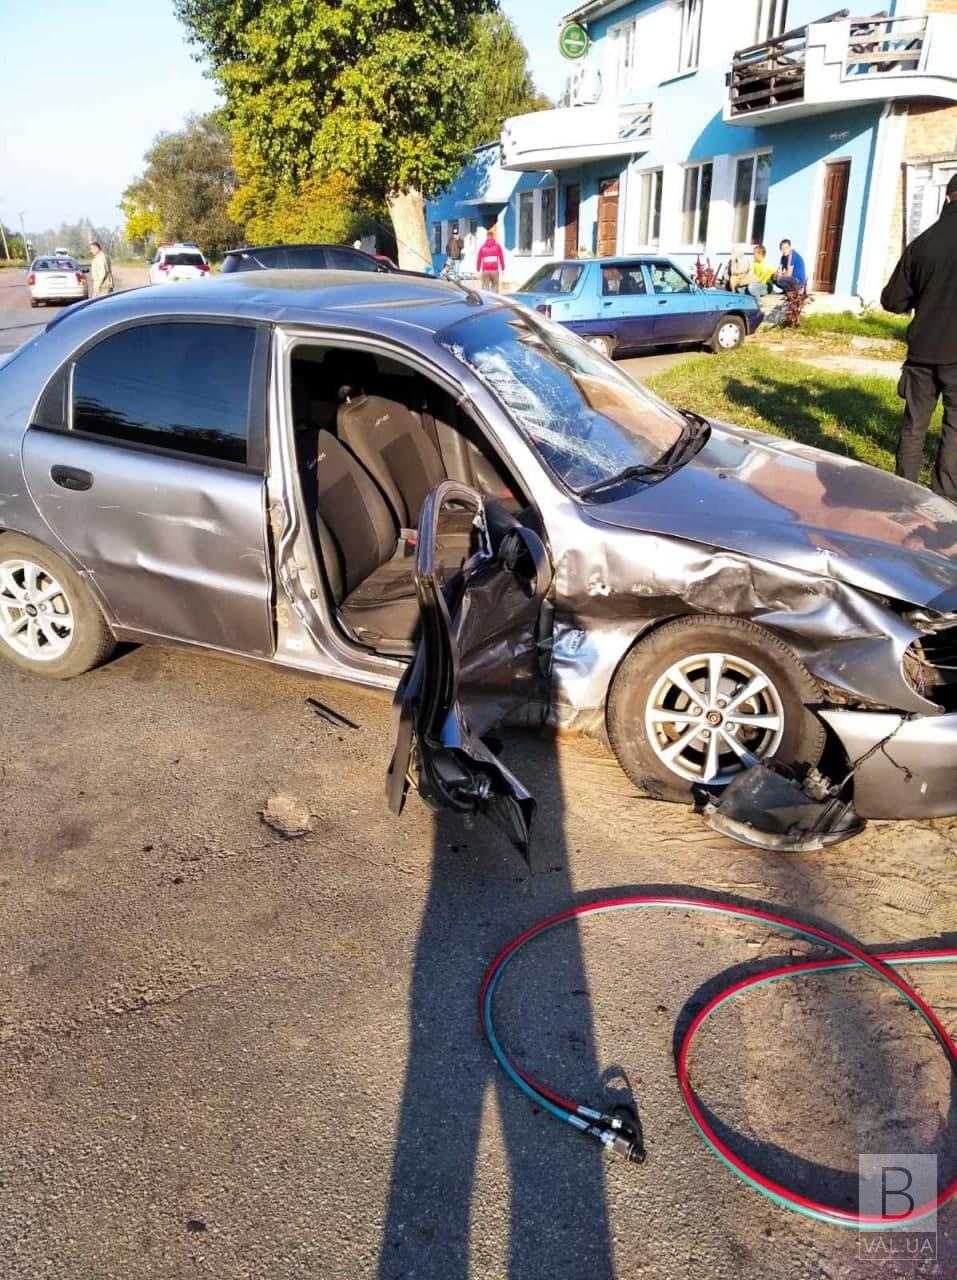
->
[426,0,957,300]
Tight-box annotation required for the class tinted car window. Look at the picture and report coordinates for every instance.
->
[35,258,76,272]
[601,265,647,297]
[163,252,205,267]
[72,322,256,465]
[221,248,287,273]
[325,247,380,271]
[284,246,330,269]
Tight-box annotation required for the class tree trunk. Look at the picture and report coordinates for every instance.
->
[387,186,433,273]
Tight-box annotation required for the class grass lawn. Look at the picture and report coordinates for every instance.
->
[800,309,909,343]
[644,346,941,478]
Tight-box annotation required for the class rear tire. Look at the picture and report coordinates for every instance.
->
[709,315,745,353]
[586,335,616,360]
[607,615,825,803]
[0,534,115,678]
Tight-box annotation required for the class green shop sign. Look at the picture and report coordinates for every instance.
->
[558,22,589,60]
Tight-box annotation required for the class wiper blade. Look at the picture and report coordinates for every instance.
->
[577,422,694,498]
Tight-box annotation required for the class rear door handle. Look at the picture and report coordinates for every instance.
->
[657,298,668,305]
[50,464,93,492]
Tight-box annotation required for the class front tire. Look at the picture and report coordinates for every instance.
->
[709,315,745,353]
[607,616,825,803]
[0,534,115,678]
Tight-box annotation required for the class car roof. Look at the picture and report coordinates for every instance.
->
[223,242,366,255]
[43,269,500,336]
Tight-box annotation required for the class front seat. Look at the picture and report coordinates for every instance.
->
[314,429,420,655]
[337,390,446,530]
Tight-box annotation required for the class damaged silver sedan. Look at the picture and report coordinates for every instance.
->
[1,272,956,851]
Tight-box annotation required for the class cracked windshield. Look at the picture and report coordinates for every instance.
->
[443,309,683,491]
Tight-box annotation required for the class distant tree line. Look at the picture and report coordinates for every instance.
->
[121,7,550,266]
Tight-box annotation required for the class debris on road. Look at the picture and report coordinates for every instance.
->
[260,793,315,838]
[306,696,359,731]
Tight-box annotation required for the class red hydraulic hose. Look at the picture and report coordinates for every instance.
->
[479,893,957,1228]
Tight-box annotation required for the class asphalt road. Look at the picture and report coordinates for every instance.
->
[1,263,956,1277]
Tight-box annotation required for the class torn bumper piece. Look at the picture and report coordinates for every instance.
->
[702,764,864,852]
[820,709,957,820]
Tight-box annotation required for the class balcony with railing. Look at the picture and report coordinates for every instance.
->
[725,9,957,125]
[500,100,653,171]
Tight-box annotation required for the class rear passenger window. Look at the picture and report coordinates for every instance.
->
[285,246,329,269]
[72,322,256,465]
[326,247,379,271]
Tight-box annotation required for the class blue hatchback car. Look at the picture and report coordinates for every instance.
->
[509,256,763,359]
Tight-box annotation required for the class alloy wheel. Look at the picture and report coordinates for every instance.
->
[643,650,784,785]
[0,558,75,661]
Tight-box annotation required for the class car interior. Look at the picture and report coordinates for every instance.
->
[289,343,527,658]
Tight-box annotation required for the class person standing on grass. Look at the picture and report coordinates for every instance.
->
[476,226,505,292]
[89,241,113,296]
[882,173,957,499]
[773,238,806,293]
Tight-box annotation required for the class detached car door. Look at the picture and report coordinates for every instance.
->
[21,318,274,656]
[386,480,552,854]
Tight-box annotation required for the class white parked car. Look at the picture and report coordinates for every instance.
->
[148,243,210,285]
[27,256,87,308]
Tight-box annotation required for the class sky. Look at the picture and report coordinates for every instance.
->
[0,0,571,235]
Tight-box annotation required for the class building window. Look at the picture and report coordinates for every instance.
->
[732,152,772,244]
[610,18,637,95]
[678,0,703,73]
[518,191,534,254]
[754,0,788,44]
[638,169,663,247]
[431,222,443,254]
[540,187,556,255]
[681,161,713,246]
[72,322,255,466]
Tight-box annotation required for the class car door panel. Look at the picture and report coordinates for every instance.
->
[596,262,655,350]
[648,261,711,344]
[386,480,551,854]
[21,429,274,656]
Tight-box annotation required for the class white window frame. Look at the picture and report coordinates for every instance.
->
[637,168,664,249]
[517,191,534,255]
[536,186,557,256]
[609,17,638,96]
[431,221,443,254]
[731,149,773,245]
[678,0,703,74]
[680,160,713,247]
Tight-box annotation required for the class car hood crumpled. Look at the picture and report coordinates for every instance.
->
[586,422,957,612]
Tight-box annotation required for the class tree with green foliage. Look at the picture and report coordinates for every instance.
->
[175,0,498,270]
[122,112,243,259]
[465,12,552,148]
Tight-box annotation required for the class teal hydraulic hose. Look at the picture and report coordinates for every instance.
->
[479,894,957,1228]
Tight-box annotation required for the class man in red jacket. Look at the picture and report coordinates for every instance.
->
[476,227,506,292]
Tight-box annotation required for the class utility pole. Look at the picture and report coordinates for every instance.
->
[0,218,9,261]
[18,211,27,261]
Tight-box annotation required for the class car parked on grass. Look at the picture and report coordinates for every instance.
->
[27,256,87,308]
[1,271,956,849]
[509,256,762,358]
[220,242,393,274]
[148,243,210,285]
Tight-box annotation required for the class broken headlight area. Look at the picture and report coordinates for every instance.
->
[903,622,957,710]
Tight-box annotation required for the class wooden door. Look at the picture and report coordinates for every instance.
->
[813,161,850,293]
[597,178,619,257]
[564,185,580,258]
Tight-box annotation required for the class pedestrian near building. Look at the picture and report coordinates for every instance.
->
[882,173,957,499]
[772,238,806,293]
[476,227,505,292]
[445,226,463,280]
[89,241,113,296]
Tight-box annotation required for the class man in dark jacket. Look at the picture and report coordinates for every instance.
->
[881,173,957,498]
